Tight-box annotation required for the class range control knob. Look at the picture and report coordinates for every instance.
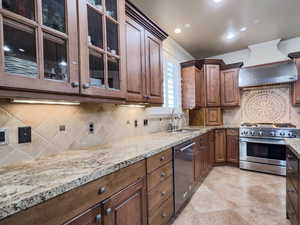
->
[288,132,293,137]
[270,131,275,137]
[259,131,263,136]
[279,132,285,137]
[250,131,255,136]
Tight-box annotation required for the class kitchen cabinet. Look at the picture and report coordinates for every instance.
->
[291,58,300,106]
[189,108,222,126]
[102,178,147,225]
[78,0,126,99]
[215,129,227,163]
[226,129,239,164]
[146,149,173,225]
[0,0,79,94]
[181,66,204,109]
[205,64,221,107]
[0,160,146,225]
[220,65,242,107]
[65,178,147,225]
[286,147,299,225]
[64,204,102,225]
[125,2,167,105]
[209,131,215,168]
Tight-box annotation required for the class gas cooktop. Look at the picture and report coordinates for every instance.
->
[240,123,300,139]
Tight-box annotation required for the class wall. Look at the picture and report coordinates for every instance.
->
[210,37,300,64]
[0,38,192,167]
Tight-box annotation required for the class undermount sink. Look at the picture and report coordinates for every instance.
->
[171,128,200,133]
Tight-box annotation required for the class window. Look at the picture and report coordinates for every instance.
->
[163,57,180,109]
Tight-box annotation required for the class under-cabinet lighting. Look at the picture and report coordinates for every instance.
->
[11,99,80,105]
[120,104,146,108]
[3,46,11,52]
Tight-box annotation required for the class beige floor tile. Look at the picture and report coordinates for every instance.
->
[172,167,289,225]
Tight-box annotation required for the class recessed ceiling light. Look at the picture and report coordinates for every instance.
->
[240,27,247,32]
[213,0,222,3]
[184,24,191,28]
[174,28,182,34]
[226,32,236,40]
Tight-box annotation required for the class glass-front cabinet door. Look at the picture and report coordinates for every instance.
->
[78,0,126,98]
[0,0,79,94]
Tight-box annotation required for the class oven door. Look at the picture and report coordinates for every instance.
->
[240,138,286,166]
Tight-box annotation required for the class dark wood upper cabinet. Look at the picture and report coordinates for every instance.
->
[291,58,300,106]
[102,178,147,225]
[78,0,127,99]
[125,17,145,102]
[125,2,167,105]
[205,64,221,107]
[0,0,79,94]
[220,68,240,107]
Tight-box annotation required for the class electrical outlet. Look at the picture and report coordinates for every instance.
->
[0,128,8,145]
[59,125,66,131]
[18,127,31,144]
[144,119,148,126]
[89,122,94,134]
[134,120,138,128]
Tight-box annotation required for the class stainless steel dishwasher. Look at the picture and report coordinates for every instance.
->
[173,140,195,214]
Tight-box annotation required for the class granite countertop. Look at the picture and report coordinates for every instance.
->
[285,138,300,158]
[0,126,241,220]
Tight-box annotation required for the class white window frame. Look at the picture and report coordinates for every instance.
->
[145,50,182,117]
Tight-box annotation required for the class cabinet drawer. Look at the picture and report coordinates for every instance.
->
[287,197,298,225]
[226,129,239,136]
[147,149,172,173]
[149,197,174,225]
[147,162,173,191]
[0,160,146,225]
[148,176,173,215]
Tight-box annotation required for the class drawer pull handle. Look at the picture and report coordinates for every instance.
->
[161,191,166,196]
[83,83,90,89]
[161,172,166,178]
[98,187,107,195]
[71,82,79,88]
[161,212,167,218]
[95,214,102,223]
[106,208,113,215]
[160,156,166,161]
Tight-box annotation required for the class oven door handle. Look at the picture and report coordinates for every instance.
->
[240,138,286,145]
[179,143,196,152]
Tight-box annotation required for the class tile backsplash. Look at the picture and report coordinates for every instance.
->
[223,84,300,127]
[0,102,180,167]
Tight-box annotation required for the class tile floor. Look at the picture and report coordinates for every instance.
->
[172,166,291,225]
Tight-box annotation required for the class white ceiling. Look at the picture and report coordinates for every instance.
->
[130,0,300,58]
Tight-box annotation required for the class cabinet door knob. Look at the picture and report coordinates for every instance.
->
[161,191,166,197]
[160,156,165,161]
[106,208,113,215]
[83,83,90,89]
[98,187,106,195]
[160,172,166,177]
[71,82,79,88]
[161,212,167,218]
[95,214,102,224]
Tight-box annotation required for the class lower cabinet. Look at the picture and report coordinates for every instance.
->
[226,129,239,165]
[215,129,227,163]
[102,179,147,225]
[193,134,213,184]
[65,178,147,225]
[146,149,174,225]
[286,147,299,225]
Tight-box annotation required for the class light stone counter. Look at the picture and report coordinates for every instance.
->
[0,125,239,220]
[285,138,300,158]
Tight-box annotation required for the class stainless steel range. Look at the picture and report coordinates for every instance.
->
[240,123,300,176]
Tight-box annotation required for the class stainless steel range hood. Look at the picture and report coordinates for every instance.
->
[239,60,298,88]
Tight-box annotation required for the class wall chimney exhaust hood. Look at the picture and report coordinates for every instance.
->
[239,39,298,88]
[239,60,298,88]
